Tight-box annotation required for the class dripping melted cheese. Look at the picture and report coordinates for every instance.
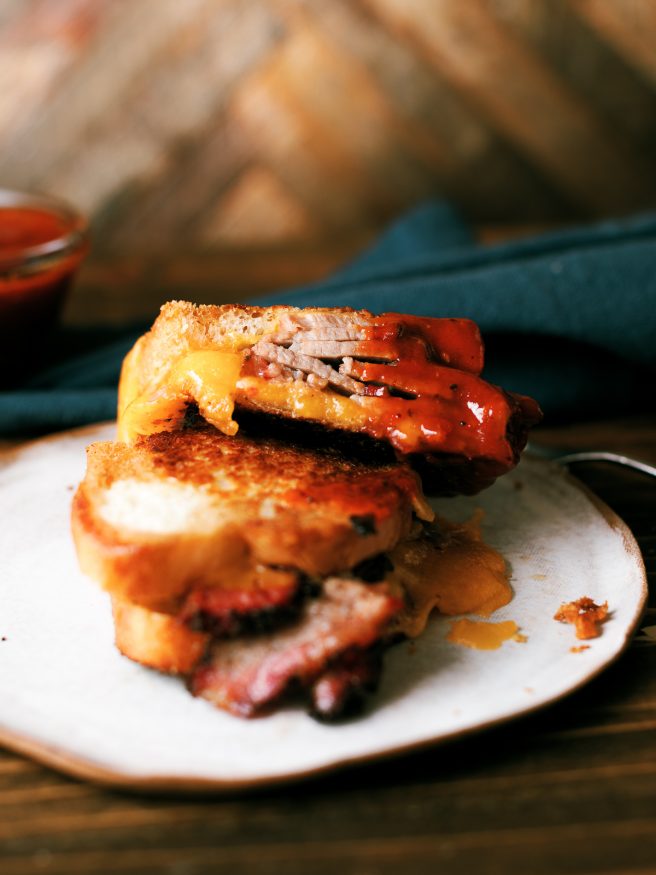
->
[118,350,245,442]
[446,618,520,650]
[389,511,513,639]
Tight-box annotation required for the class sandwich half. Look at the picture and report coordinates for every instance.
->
[73,421,432,718]
[72,420,431,614]
[117,303,541,495]
[73,420,510,719]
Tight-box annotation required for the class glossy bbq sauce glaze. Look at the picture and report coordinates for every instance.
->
[356,314,539,466]
[238,311,541,490]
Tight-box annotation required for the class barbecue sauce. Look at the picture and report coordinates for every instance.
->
[0,204,87,385]
[370,314,484,373]
[356,313,539,465]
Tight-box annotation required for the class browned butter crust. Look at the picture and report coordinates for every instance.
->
[72,425,430,614]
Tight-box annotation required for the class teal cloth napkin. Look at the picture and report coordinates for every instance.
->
[2,202,654,437]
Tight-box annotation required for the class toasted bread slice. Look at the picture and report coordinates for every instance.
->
[112,599,209,675]
[109,517,512,719]
[117,302,541,494]
[72,425,431,612]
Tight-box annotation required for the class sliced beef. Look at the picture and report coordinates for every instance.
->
[292,312,367,340]
[267,311,367,345]
[252,341,366,395]
[180,568,302,638]
[289,339,397,361]
[190,577,401,717]
[310,648,383,720]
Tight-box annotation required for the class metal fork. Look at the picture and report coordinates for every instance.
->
[528,444,656,479]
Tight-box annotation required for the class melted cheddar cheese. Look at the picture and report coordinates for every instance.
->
[119,350,244,442]
[390,512,513,638]
[118,348,380,444]
[237,375,371,428]
[446,618,520,650]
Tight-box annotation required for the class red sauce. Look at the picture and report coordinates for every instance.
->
[240,312,541,483]
[359,314,540,468]
[0,204,87,385]
[347,359,514,460]
[0,207,69,256]
[371,314,484,374]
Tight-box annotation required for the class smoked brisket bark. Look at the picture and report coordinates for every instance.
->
[190,577,401,718]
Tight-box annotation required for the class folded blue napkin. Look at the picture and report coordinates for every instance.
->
[1,201,654,437]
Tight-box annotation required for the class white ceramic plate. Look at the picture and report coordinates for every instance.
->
[0,424,647,791]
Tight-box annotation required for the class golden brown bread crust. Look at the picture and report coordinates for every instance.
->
[112,599,209,675]
[118,301,370,414]
[72,426,427,612]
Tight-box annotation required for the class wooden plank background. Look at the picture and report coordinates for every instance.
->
[1,0,656,255]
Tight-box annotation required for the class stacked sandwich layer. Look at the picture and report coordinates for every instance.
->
[73,423,444,718]
[117,303,542,495]
[72,303,541,720]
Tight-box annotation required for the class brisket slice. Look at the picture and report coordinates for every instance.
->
[288,339,393,360]
[189,577,401,717]
[179,568,305,638]
[309,648,384,721]
[251,341,366,395]
[291,311,368,340]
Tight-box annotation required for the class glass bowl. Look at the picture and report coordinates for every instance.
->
[0,189,89,386]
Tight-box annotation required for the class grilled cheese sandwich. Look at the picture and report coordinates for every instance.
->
[72,301,538,719]
[117,302,541,495]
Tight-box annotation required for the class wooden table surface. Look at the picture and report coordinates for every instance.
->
[1,252,655,875]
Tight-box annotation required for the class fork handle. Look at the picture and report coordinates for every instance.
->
[531,447,656,479]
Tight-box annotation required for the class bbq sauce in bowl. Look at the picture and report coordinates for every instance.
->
[0,190,88,386]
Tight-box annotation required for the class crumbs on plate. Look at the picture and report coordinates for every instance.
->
[554,597,609,640]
